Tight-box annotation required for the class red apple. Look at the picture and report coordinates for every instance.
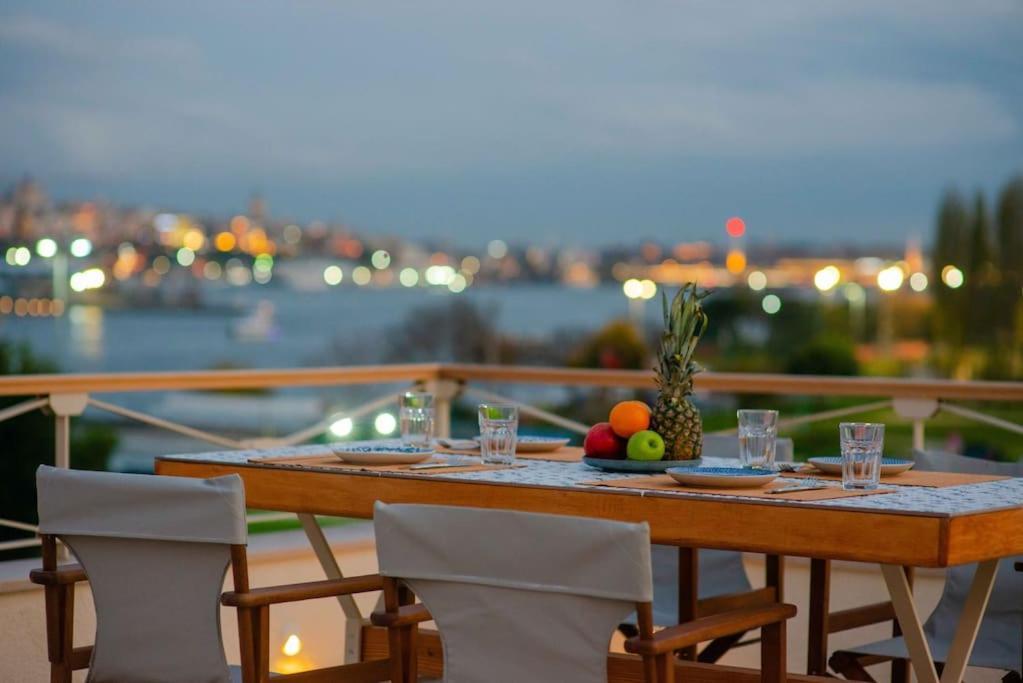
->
[584,422,627,459]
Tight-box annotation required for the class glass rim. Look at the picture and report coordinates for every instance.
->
[400,391,434,407]
[839,422,885,429]
[478,403,519,420]
[737,409,779,416]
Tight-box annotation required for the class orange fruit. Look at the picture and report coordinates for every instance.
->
[609,400,651,438]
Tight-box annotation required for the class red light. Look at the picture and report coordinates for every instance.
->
[726,217,745,238]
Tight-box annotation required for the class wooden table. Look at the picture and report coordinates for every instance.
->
[157,446,1023,683]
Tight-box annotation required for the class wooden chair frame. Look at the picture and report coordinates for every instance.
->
[371,575,797,683]
[29,535,396,683]
[811,559,1023,683]
[681,549,787,665]
[620,549,786,665]
[806,559,912,682]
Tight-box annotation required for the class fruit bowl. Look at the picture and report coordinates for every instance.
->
[582,456,702,473]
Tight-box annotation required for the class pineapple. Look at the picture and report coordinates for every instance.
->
[651,283,709,460]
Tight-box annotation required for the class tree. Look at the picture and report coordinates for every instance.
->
[568,320,648,371]
[964,192,994,346]
[995,176,1023,376]
[785,336,859,377]
[931,190,970,353]
[383,299,507,364]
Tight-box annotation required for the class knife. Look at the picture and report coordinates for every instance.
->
[408,462,466,470]
[766,484,829,494]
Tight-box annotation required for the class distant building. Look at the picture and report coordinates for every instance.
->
[11,176,47,242]
[248,192,268,226]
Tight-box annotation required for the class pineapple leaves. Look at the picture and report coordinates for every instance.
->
[655,282,709,391]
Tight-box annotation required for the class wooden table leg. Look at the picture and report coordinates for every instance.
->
[766,554,784,602]
[880,560,998,683]
[678,547,698,661]
[298,513,367,664]
[807,559,830,676]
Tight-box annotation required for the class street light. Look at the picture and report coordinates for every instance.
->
[813,265,841,293]
[36,238,58,258]
[747,271,767,291]
[623,278,649,325]
[69,238,93,258]
[876,265,904,354]
[941,265,964,289]
[877,266,904,292]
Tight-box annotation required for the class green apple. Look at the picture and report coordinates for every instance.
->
[627,430,665,461]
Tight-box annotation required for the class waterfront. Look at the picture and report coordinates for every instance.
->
[0,283,652,373]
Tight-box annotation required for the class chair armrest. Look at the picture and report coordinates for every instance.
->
[222,574,382,608]
[625,603,796,656]
[370,603,432,627]
[29,564,87,586]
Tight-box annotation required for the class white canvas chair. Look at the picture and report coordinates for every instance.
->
[371,501,796,683]
[30,465,392,683]
[823,450,1023,682]
[640,434,794,663]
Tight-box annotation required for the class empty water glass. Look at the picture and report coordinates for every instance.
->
[738,409,779,470]
[840,422,884,490]
[478,403,518,465]
[399,391,434,449]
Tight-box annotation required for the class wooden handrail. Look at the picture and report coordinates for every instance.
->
[440,363,1023,401]
[0,361,1021,401]
[0,363,441,396]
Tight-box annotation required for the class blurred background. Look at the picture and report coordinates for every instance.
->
[1,1,1022,489]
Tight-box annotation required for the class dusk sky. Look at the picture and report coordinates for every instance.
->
[1,1,1021,247]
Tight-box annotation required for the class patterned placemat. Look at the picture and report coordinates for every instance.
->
[585,475,896,501]
[249,453,520,475]
[783,467,1009,488]
[438,446,584,463]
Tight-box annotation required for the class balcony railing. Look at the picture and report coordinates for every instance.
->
[2,363,1023,555]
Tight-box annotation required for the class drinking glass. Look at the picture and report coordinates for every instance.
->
[478,403,518,465]
[840,422,885,490]
[399,391,434,449]
[738,409,779,469]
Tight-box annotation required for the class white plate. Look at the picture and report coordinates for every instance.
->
[473,435,571,453]
[808,457,914,476]
[514,436,571,453]
[667,466,778,488]
[331,445,434,465]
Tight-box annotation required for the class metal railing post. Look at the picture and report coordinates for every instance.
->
[48,394,88,559]
[54,414,70,470]
[427,379,461,438]
[49,394,88,469]
[892,398,938,452]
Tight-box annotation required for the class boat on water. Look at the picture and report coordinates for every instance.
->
[229,300,280,342]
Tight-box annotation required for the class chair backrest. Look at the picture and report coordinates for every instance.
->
[374,502,652,683]
[702,434,794,462]
[912,448,1023,477]
[37,465,247,683]
[911,450,1023,670]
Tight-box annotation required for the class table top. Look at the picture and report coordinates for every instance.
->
[156,442,1023,567]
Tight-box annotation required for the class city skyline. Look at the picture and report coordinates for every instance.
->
[1,1,1021,246]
